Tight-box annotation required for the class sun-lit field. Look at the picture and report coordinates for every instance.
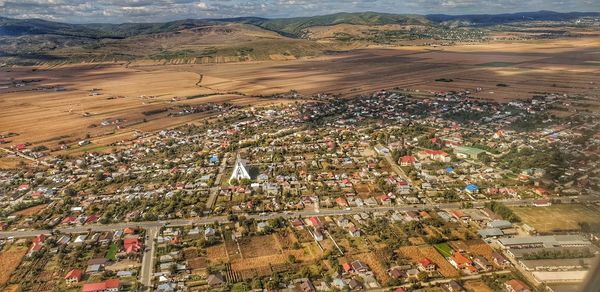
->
[1,37,599,155]
[511,204,600,233]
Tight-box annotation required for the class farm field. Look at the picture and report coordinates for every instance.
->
[1,37,599,156]
[0,245,28,286]
[511,204,600,233]
[464,280,493,292]
[398,245,459,278]
[13,204,48,217]
[434,242,454,258]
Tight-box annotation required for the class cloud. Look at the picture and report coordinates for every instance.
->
[0,0,597,23]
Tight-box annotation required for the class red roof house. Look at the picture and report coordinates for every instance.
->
[64,268,82,285]
[399,155,417,166]
[123,237,141,254]
[82,279,120,292]
[308,217,321,227]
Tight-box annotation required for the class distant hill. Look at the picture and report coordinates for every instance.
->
[1,11,598,64]
[234,12,430,37]
[426,11,600,26]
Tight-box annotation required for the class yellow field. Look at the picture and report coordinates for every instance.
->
[511,204,600,233]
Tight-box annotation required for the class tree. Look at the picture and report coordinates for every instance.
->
[288,254,297,264]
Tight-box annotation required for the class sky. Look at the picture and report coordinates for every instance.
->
[0,0,598,23]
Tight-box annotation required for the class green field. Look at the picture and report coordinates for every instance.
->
[434,242,454,258]
[105,243,118,261]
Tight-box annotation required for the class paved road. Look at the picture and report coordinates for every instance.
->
[378,144,412,184]
[139,226,159,292]
[206,154,228,210]
[1,195,594,239]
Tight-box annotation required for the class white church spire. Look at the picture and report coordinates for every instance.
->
[229,153,251,183]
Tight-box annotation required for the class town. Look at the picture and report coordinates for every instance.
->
[1,87,599,292]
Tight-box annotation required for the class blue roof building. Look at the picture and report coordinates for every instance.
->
[465,184,479,193]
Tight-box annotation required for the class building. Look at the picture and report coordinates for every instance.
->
[123,237,141,254]
[229,154,251,183]
[399,155,417,166]
[207,273,225,287]
[417,149,451,162]
[82,279,120,292]
[504,279,531,292]
[454,146,486,160]
[418,257,436,273]
[64,269,82,285]
[499,235,591,250]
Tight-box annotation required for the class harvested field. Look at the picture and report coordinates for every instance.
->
[463,240,496,263]
[231,254,287,271]
[464,280,493,292]
[238,234,281,258]
[511,204,600,233]
[0,64,292,151]
[206,244,228,263]
[187,257,208,270]
[0,245,28,286]
[398,245,459,278]
[13,204,48,216]
[2,37,598,155]
[355,252,390,284]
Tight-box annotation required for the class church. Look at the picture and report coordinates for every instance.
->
[229,154,251,183]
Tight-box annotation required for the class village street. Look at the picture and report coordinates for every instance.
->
[0,194,593,240]
[139,226,159,291]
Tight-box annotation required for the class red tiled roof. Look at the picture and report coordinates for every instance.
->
[82,279,120,292]
[65,268,82,280]
[419,257,432,267]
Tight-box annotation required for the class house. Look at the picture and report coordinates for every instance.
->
[465,184,479,193]
[82,279,120,292]
[336,197,349,207]
[449,252,476,273]
[291,219,304,229]
[308,217,321,227]
[351,260,370,273]
[504,279,531,292]
[207,273,225,287]
[451,210,470,222]
[418,257,436,273]
[444,280,465,292]
[342,262,353,274]
[64,268,82,285]
[313,229,324,241]
[86,264,103,274]
[348,226,361,237]
[399,155,417,166]
[492,252,510,268]
[348,278,363,291]
[297,278,316,292]
[473,255,492,272]
[123,227,136,235]
[28,234,46,256]
[123,237,141,254]
[204,227,216,239]
[388,267,406,279]
[417,149,451,162]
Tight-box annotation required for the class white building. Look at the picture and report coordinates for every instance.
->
[229,154,251,183]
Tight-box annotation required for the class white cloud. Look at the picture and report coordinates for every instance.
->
[0,0,597,23]
[196,1,208,9]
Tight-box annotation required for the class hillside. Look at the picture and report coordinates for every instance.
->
[1,11,598,65]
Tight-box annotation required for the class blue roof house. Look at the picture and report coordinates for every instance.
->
[465,184,479,193]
